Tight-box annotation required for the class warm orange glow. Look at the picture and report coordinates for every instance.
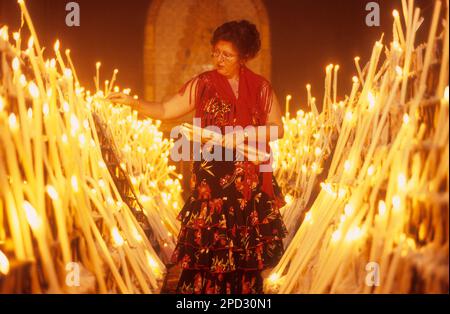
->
[0,250,10,275]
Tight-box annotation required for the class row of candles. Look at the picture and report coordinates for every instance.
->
[0,0,166,293]
[267,0,448,293]
[92,97,182,264]
[274,84,343,244]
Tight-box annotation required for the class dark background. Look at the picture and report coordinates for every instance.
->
[0,0,434,112]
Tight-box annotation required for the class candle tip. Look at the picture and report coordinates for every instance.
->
[54,39,60,51]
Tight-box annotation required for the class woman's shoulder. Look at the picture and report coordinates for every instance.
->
[194,69,216,81]
[244,66,272,88]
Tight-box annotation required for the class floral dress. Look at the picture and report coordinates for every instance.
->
[170,78,288,294]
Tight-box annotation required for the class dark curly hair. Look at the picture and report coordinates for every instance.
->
[211,20,261,61]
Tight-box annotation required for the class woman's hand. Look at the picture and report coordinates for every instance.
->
[106,92,138,107]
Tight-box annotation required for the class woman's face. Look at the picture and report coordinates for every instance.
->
[212,40,242,78]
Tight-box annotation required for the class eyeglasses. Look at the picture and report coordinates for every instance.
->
[211,50,238,62]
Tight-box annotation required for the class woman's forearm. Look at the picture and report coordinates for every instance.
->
[132,99,165,120]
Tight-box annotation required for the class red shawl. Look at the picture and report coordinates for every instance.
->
[179,65,276,198]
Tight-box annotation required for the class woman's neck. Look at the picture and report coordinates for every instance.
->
[226,70,240,81]
[221,65,242,80]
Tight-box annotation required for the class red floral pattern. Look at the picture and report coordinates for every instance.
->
[171,156,287,294]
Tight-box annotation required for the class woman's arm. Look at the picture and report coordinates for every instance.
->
[135,92,195,120]
[106,79,197,120]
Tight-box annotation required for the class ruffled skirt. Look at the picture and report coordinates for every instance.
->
[171,158,287,294]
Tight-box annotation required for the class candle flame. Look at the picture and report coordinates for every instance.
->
[98,179,106,189]
[268,272,280,284]
[304,212,313,223]
[314,147,322,156]
[19,74,27,87]
[64,68,72,79]
[344,203,354,216]
[54,40,60,51]
[12,57,20,71]
[338,188,346,199]
[145,250,161,277]
[0,96,5,112]
[444,86,449,103]
[132,227,143,242]
[344,160,351,172]
[367,165,375,176]
[70,114,80,133]
[320,183,336,197]
[63,102,70,113]
[311,162,319,173]
[78,134,86,147]
[0,250,10,275]
[392,195,401,211]
[42,103,49,117]
[111,227,124,246]
[403,113,410,125]
[345,226,363,242]
[46,185,59,201]
[345,111,353,122]
[27,36,34,49]
[392,9,399,18]
[367,91,376,110]
[378,200,386,216]
[8,113,18,131]
[392,41,402,52]
[331,230,342,243]
[284,194,293,205]
[397,173,407,189]
[28,81,39,98]
[0,26,8,41]
[71,175,79,192]
[23,201,42,231]
[301,164,307,173]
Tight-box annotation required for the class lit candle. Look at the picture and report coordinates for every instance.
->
[285,94,292,118]
[95,61,101,93]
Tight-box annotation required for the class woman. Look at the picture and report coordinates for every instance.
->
[107,20,287,294]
